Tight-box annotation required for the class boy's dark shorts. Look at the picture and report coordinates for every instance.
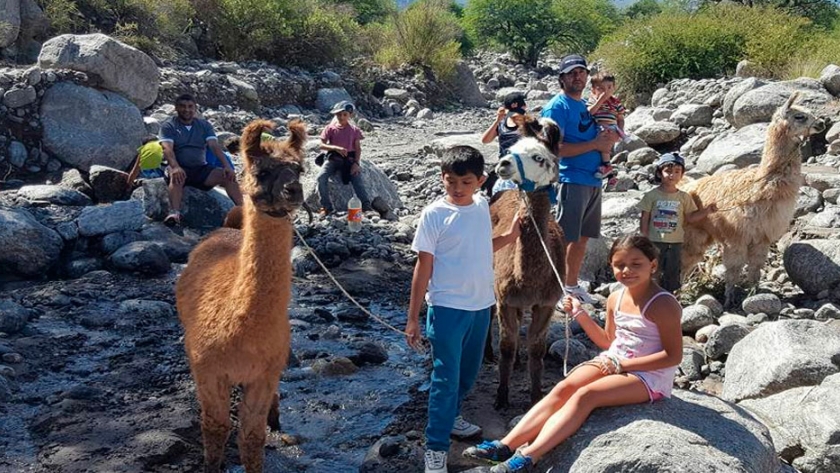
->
[556,183,602,242]
[654,242,682,293]
[167,164,216,191]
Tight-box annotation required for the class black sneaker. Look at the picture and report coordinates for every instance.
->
[463,440,513,463]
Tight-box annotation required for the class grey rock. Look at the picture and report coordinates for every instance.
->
[783,240,840,295]
[740,373,840,473]
[101,231,142,255]
[38,33,160,108]
[88,165,132,203]
[416,108,433,120]
[695,294,724,316]
[17,185,92,206]
[696,123,767,174]
[742,293,782,315]
[8,141,27,168]
[815,303,840,321]
[623,106,657,134]
[64,257,103,279]
[538,390,779,473]
[670,104,713,127]
[315,87,352,113]
[425,133,499,165]
[108,241,170,275]
[719,313,749,326]
[722,319,840,402]
[746,312,770,325]
[41,82,145,172]
[451,61,488,107]
[695,324,719,343]
[0,0,21,48]
[0,208,63,277]
[58,168,93,197]
[139,223,196,263]
[820,64,840,97]
[304,160,402,214]
[76,200,146,237]
[626,147,658,167]
[119,299,175,319]
[311,356,358,376]
[680,347,704,381]
[0,375,11,402]
[55,222,78,241]
[732,79,836,129]
[723,78,765,126]
[3,86,36,108]
[131,179,233,229]
[0,300,30,334]
[383,88,409,102]
[548,337,594,367]
[682,304,716,334]
[705,323,751,360]
[796,186,823,217]
[634,121,681,145]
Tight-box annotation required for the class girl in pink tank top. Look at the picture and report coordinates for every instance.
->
[464,235,684,472]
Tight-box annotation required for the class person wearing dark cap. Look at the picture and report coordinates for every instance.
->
[540,54,619,304]
[481,91,528,193]
[637,152,717,293]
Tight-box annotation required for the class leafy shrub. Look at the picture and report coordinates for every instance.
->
[195,0,360,67]
[36,0,86,34]
[784,27,840,79]
[374,0,463,79]
[593,4,811,99]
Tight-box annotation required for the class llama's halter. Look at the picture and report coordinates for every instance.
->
[510,152,558,205]
[516,189,573,377]
[290,223,427,353]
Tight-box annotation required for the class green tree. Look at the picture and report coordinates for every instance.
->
[550,0,621,55]
[624,0,663,18]
[464,0,564,66]
[327,0,396,24]
[702,0,838,28]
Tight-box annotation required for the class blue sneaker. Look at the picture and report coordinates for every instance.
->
[463,440,513,463]
[490,452,535,472]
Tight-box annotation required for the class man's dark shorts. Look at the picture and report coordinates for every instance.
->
[556,183,601,242]
[167,164,216,191]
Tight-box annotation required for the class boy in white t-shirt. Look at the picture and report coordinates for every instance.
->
[405,146,522,473]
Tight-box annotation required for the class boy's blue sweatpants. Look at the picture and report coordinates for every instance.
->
[425,305,491,452]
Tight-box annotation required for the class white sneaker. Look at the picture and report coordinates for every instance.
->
[451,415,482,438]
[564,284,596,305]
[425,450,448,473]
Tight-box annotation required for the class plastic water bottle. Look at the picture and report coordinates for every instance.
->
[347,195,362,232]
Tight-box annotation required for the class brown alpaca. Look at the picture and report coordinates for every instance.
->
[490,116,566,409]
[176,118,307,472]
[681,93,823,308]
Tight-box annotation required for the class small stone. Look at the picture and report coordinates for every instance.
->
[695,294,723,316]
[746,313,769,325]
[0,365,15,378]
[742,293,782,315]
[815,303,840,320]
[695,324,719,343]
[791,308,815,320]
[1,353,23,364]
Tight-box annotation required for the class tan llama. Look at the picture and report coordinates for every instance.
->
[176,118,307,472]
[490,116,566,409]
[681,93,824,308]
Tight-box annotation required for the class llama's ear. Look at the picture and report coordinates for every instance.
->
[781,92,800,114]
[538,118,562,156]
[286,119,307,155]
[518,114,542,138]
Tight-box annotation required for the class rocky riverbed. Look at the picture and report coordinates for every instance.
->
[2,39,840,472]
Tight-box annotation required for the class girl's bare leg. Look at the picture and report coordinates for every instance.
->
[500,364,603,450]
[520,373,649,462]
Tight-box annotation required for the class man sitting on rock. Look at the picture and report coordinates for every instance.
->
[160,93,244,226]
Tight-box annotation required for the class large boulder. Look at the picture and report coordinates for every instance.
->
[315,87,353,113]
[15,0,49,62]
[731,79,837,129]
[0,208,63,277]
[76,200,146,237]
[535,390,780,473]
[0,300,31,334]
[723,78,765,126]
[722,320,840,402]
[425,133,499,165]
[0,0,21,48]
[38,33,160,108]
[740,373,840,473]
[783,240,840,295]
[41,82,145,172]
[820,64,840,97]
[131,178,234,229]
[695,123,768,174]
[88,165,132,203]
[670,103,713,127]
[108,241,170,275]
[304,160,402,213]
[451,61,488,108]
[16,185,92,206]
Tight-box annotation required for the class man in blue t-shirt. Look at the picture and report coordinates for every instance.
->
[159,94,244,225]
[541,55,618,304]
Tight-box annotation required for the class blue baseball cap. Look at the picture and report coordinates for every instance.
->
[330,100,355,114]
[559,55,589,75]
[654,152,685,169]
